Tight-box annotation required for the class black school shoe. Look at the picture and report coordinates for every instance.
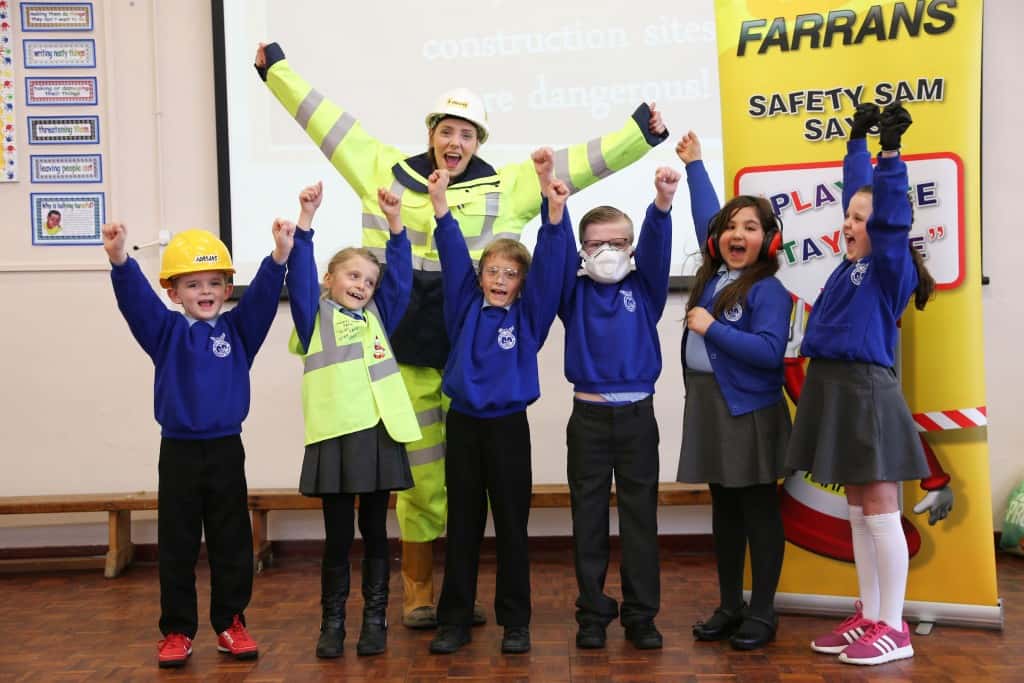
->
[692,603,746,641]
[730,614,778,651]
[576,622,607,649]
[624,620,663,650]
[429,624,471,654]
[501,626,531,654]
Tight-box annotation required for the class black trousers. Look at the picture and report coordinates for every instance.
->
[437,409,532,628]
[321,491,390,567]
[158,436,253,638]
[708,483,785,620]
[567,397,660,628]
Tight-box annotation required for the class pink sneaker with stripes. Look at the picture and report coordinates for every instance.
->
[810,601,873,654]
[838,620,914,665]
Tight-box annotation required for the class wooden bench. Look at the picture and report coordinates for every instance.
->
[0,483,710,577]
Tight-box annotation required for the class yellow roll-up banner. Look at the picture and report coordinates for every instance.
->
[713,0,1000,627]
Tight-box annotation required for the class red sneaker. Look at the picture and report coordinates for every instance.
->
[217,615,259,660]
[158,633,192,668]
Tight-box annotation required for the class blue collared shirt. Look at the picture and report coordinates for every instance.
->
[685,266,742,372]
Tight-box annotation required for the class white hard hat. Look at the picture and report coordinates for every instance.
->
[425,88,489,144]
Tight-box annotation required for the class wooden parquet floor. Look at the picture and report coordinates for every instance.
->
[0,545,1020,682]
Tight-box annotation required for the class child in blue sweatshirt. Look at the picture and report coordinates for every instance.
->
[426,151,572,656]
[558,162,681,651]
[673,131,793,651]
[787,102,935,666]
[102,219,292,669]
[286,181,419,658]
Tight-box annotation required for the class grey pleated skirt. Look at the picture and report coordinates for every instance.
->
[677,370,792,487]
[299,421,414,496]
[785,359,928,485]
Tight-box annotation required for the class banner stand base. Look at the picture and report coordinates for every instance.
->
[744,591,1004,631]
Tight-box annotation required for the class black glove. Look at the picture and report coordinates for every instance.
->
[849,102,880,139]
[879,102,913,151]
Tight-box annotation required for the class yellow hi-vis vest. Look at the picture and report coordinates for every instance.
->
[290,300,422,446]
[264,57,663,268]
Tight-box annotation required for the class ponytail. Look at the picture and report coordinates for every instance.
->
[909,244,935,310]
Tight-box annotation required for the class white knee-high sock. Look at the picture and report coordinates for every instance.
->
[849,505,879,621]
[865,511,909,628]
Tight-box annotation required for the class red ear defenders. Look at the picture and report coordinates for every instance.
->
[706,214,784,260]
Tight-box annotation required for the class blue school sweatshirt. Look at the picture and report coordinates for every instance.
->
[682,160,792,416]
[559,202,672,394]
[286,228,412,352]
[438,198,570,418]
[801,149,918,367]
[110,254,285,439]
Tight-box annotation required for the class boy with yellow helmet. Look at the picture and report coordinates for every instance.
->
[102,220,294,669]
[255,41,669,628]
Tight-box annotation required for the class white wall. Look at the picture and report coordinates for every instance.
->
[1,0,1021,548]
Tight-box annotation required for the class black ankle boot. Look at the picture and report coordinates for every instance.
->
[356,557,389,656]
[316,563,349,658]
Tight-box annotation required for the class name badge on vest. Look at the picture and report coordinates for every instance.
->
[334,312,365,345]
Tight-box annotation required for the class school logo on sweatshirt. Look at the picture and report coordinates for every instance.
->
[850,260,870,286]
[621,289,637,313]
[724,303,743,322]
[210,333,232,358]
[498,326,517,350]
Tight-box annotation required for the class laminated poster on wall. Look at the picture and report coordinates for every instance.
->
[1,0,17,182]
[30,192,105,245]
[20,2,93,32]
[22,39,96,68]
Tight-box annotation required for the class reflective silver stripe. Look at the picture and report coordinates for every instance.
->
[367,246,387,263]
[389,179,406,200]
[295,89,324,129]
[363,213,390,232]
[553,148,578,193]
[587,137,613,179]
[368,357,400,382]
[364,212,427,246]
[304,302,364,373]
[464,192,504,251]
[416,407,444,427]
[407,443,445,466]
[304,341,362,372]
[412,255,443,272]
[319,111,357,160]
[405,229,428,246]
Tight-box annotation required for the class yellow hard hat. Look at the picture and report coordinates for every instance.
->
[159,229,235,287]
[425,87,489,144]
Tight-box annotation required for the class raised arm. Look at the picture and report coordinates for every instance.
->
[677,130,719,244]
[429,169,478,338]
[287,182,325,352]
[506,102,670,218]
[229,219,291,365]
[634,166,679,319]
[867,104,917,299]
[523,151,572,343]
[374,187,413,335]
[255,42,402,199]
[843,103,879,211]
[103,222,174,358]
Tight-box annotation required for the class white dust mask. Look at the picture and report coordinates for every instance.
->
[578,246,634,284]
